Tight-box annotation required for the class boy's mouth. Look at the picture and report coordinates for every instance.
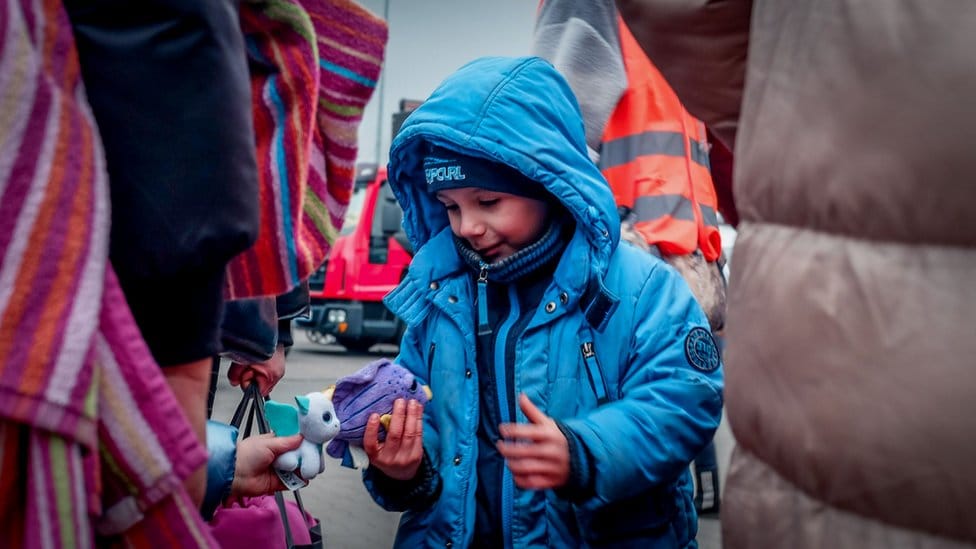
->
[478,246,503,262]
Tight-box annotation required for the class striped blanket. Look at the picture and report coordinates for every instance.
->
[0,1,215,546]
[225,0,388,298]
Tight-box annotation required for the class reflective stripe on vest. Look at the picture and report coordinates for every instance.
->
[599,16,722,261]
[602,132,710,171]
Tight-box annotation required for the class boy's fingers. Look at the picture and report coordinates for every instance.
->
[403,400,424,439]
[517,393,548,425]
[496,439,552,460]
[503,457,551,475]
[498,422,548,442]
[383,399,407,452]
[512,474,555,490]
[400,400,425,456]
[363,413,382,455]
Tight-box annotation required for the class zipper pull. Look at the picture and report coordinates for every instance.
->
[477,263,491,336]
[580,341,609,404]
[581,341,595,358]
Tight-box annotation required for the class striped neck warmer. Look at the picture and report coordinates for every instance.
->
[454,215,569,283]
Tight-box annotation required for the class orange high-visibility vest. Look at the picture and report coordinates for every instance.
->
[600,17,722,261]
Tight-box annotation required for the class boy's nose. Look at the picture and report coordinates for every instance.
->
[458,215,486,238]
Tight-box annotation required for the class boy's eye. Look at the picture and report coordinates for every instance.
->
[479,199,499,207]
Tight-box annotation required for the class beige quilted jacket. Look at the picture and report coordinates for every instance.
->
[617,1,976,546]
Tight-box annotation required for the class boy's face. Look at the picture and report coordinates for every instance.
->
[435,187,550,263]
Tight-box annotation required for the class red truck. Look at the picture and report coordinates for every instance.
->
[296,164,412,351]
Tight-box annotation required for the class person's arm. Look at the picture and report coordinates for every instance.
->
[615,0,752,150]
[164,359,213,507]
[202,420,303,519]
[562,262,724,507]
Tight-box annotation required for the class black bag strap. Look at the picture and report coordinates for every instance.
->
[229,384,319,548]
[207,356,221,420]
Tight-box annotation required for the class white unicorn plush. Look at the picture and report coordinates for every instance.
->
[266,388,340,484]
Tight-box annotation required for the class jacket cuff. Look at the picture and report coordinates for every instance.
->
[202,420,239,520]
[364,451,441,512]
[555,420,595,503]
[277,319,294,350]
[276,280,310,320]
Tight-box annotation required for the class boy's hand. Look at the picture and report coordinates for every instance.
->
[364,398,425,481]
[497,393,570,490]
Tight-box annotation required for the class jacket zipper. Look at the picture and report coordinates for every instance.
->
[427,342,436,381]
[477,263,490,336]
[581,341,611,405]
[496,284,520,549]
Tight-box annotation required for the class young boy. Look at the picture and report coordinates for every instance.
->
[360,56,723,548]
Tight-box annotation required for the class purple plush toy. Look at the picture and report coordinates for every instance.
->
[326,358,432,468]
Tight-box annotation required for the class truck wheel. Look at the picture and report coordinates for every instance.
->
[337,337,376,353]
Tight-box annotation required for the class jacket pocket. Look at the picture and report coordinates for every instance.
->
[577,485,678,546]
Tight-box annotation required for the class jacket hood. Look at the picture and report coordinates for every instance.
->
[387,56,619,279]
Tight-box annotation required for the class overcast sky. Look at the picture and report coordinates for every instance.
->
[356,0,538,165]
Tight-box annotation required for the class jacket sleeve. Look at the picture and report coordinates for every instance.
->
[64,0,260,366]
[563,262,724,507]
[202,420,239,520]
[220,282,310,361]
[362,324,443,512]
[362,451,442,513]
[614,0,752,151]
[220,297,279,365]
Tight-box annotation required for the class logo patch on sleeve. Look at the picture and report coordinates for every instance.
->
[684,327,720,372]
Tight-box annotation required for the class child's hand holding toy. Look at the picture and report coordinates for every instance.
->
[327,358,432,469]
[263,358,432,489]
[363,397,426,480]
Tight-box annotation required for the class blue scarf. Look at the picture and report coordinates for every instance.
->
[454,215,568,283]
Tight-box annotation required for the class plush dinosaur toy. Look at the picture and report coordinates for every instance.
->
[265,389,340,488]
[326,358,432,468]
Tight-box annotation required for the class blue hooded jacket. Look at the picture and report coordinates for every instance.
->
[369,56,723,548]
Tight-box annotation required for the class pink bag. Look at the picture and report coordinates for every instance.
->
[210,495,320,548]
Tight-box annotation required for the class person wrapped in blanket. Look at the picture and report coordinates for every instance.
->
[0,0,383,544]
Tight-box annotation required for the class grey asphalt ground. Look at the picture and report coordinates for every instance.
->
[210,331,731,548]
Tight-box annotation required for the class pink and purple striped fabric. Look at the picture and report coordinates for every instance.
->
[225,0,388,299]
[0,1,215,546]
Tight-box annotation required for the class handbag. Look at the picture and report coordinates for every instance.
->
[209,384,324,549]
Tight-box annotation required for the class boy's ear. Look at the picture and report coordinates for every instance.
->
[295,395,310,415]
